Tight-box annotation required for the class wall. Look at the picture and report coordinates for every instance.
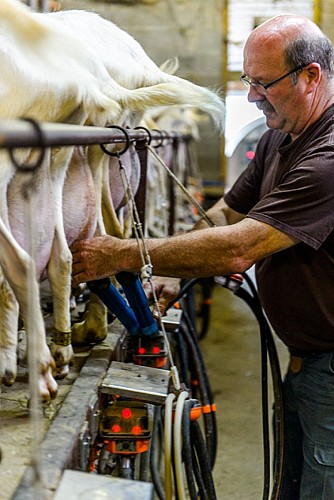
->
[321,1,334,41]
[60,0,224,191]
[227,0,313,72]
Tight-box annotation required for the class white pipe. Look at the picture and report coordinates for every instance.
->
[164,393,176,500]
[173,391,189,500]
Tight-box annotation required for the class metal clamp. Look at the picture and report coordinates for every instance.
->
[8,117,46,172]
[100,124,130,157]
[133,126,152,149]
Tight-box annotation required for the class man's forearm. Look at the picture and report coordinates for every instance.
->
[192,197,244,231]
[119,225,251,279]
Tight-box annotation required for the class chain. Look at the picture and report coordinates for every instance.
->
[118,156,151,276]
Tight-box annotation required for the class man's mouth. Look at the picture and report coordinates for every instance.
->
[257,103,275,115]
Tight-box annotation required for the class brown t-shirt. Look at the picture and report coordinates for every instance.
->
[225,104,334,353]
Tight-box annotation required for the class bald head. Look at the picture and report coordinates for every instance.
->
[250,14,323,43]
[245,14,334,80]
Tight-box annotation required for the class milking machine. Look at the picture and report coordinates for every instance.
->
[80,270,217,500]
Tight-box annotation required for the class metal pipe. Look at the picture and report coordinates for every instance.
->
[0,119,190,149]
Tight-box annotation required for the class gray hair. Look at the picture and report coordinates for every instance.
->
[284,33,334,82]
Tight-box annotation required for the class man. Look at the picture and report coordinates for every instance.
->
[72,14,334,499]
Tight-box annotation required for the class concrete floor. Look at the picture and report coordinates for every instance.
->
[200,280,289,500]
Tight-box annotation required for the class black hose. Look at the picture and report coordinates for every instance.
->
[174,327,192,388]
[237,272,284,500]
[182,400,198,500]
[149,406,165,500]
[184,306,218,469]
[191,446,209,500]
[168,278,202,308]
[236,286,270,500]
[183,285,198,335]
[191,419,217,500]
[242,274,284,500]
[170,273,284,499]
[180,307,218,468]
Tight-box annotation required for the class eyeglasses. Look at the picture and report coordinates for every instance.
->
[240,64,308,94]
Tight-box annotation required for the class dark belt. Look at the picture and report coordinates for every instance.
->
[289,348,328,358]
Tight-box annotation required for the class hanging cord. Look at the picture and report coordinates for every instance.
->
[167,277,218,467]
[117,150,181,391]
[182,399,198,500]
[180,307,217,468]
[190,418,217,500]
[8,118,47,497]
[173,272,283,499]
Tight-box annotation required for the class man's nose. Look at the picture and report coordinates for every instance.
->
[247,85,266,103]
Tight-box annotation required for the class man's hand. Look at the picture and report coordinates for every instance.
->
[142,276,181,318]
[71,235,122,286]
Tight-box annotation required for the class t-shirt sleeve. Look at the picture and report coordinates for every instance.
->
[226,143,334,249]
[225,128,276,214]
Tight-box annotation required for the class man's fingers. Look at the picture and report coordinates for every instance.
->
[71,272,87,287]
[152,298,170,318]
[142,280,153,299]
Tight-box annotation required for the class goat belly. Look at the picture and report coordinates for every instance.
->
[63,147,98,245]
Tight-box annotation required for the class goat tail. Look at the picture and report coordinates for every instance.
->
[120,80,225,133]
[82,92,124,127]
[0,0,48,42]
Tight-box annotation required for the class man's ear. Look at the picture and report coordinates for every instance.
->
[305,62,321,86]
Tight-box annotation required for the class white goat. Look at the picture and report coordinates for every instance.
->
[0,0,225,396]
[0,0,128,397]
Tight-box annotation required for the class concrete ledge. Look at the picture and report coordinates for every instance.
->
[12,323,124,500]
[54,470,153,500]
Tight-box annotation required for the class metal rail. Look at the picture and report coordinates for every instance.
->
[0,119,190,148]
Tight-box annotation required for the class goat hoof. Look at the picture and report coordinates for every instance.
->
[71,328,107,347]
[55,364,69,380]
[3,370,15,387]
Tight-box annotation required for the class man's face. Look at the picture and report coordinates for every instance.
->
[243,38,308,137]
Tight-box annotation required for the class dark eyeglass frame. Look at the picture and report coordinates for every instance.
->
[240,64,309,93]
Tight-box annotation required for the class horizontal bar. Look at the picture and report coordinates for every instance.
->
[0,119,190,148]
